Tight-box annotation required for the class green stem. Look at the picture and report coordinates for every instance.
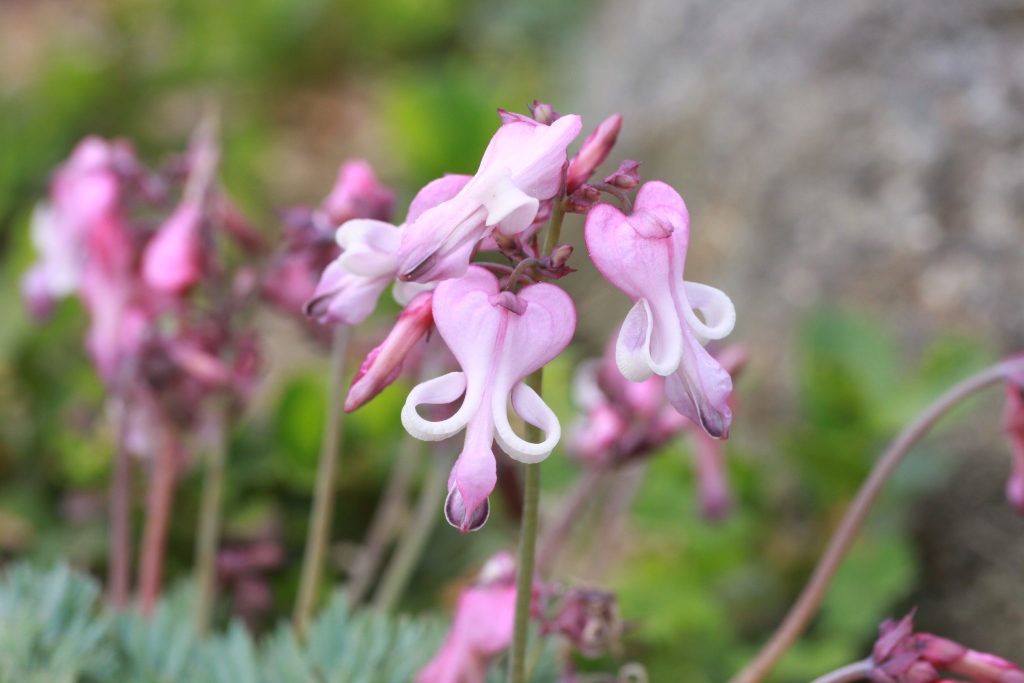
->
[107,396,133,609]
[507,368,543,683]
[371,449,452,613]
[346,435,421,607]
[294,325,349,637]
[542,202,566,257]
[728,359,1024,683]
[193,404,228,634]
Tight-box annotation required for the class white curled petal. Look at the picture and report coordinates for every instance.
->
[401,372,475,441]
[466,169,539,236]
[616,298,680,380]
[616,299,655,381]
[492,382,561,464]
[682,281,736,343]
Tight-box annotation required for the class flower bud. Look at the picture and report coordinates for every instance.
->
[529,100,559,125]
[344,291,434,412]
[141,201,204,294]
[566,114,623,195]
[603,160,642,190]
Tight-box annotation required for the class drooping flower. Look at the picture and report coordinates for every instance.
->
[416,552,518,683]
[871,611,1024,683]
[397,113,582,284]
[304,174,471,326]
[345,291,434,412]
[584,181,736,438]
[401,266,576,532]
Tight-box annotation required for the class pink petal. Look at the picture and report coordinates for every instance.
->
[407,174,473,223]
[665,330,734,438]
[319,159,395,226]
[142,202,204,293]
[303,260,391,326]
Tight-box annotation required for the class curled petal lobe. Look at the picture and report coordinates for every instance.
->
[401,372,474,441]
[682,281,736,342]
[493,382,561,464]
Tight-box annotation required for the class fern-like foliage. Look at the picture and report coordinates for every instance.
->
[0,564,562,683]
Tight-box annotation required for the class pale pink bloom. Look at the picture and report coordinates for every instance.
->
[397,114,582,283]
[318,159,395,227]
[584,181,736,438]
[402,266,575,532]
[565,114,622,195]
[79,268,149,383]
[304,175,471,325]
[872,612,1024,683]
[1001,383,1024,514]
[21,137,126,314]
[141,201,204,293]
[417,553,517,683]
[345,291,434,412]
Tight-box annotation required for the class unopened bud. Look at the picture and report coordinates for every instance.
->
[344,291,434,412]
[549,244,573,270]
[529,101,559,125]
[604,160,642,190]
[566,114,623,195]
[564,185,601,214]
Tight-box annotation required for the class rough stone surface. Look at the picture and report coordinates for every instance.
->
[568,0,1024,655]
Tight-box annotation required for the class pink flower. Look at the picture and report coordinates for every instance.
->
[584,181,736,438]
[345,291,434,412]
[872,612,1024,683]
[565,114,622,195]
[141,201,204,293]
[318,159,395,227]
[401,266,576,532]
[21,138,126,314]
[397,113,582,283]
[417,553,518,683]
[1001,383,1024,514]
[304,175,471,326]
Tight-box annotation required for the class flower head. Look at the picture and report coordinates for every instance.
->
[584,181,736,438]
[401,266,575,532]
[397,113,582,284]
[304,174,469,326]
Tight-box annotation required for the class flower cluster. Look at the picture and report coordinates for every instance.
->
[306,103,738,533]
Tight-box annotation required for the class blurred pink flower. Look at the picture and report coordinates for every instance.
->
[318,159,395,227]
[584,181,736,438]
[417,553,518,683]
[141,201,204,294]
[1001,382,1024,514]
[402,266,575,532]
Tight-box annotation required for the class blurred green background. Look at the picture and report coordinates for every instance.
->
[0,0,1008,680]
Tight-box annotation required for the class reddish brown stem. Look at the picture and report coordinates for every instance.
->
[138,433,181,616]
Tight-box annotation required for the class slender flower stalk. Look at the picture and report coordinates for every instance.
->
[372,449,453,613]
[346,434,422,607]
[536,468,606,576]
[107,395,133,609]
[138,429,181,616]
[728,358,1024,683]
[294,325,349,636]
[509,194,569,683]
[809,659,874,683]
[193,403,228,634]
